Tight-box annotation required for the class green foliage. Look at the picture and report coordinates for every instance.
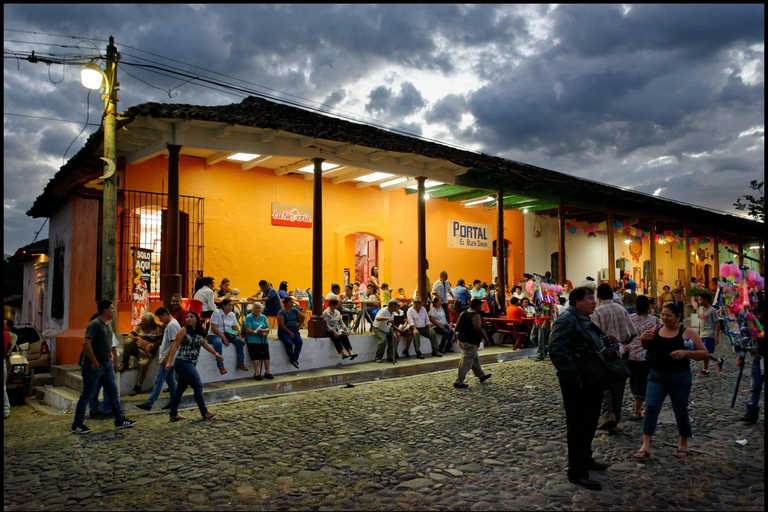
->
[686,286,708,299]
[734,180,764,222]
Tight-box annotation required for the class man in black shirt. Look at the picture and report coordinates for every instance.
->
[71,301,138,434]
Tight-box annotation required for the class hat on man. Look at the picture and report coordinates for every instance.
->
[412,296,422,303]
[388,299,401,308]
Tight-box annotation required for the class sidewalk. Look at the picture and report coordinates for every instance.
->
[31,345,537,416]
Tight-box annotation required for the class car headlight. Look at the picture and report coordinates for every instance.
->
[11,365,27,375]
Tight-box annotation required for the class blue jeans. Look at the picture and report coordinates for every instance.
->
[537,323,550,358]
[277,327,303,364]
[365,307,380,325]
[624,305,635,314]
[207,334,245,368]
[74,361,125,426]
[643,369,693,438]
[169,359,207,418]
[745,355,764,417]
[89,385,111,415]
[146,364,177,407]
[434,323,455,351]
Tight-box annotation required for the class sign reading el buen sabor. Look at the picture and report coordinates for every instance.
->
[271,202,312,228]
[447,220,492,250]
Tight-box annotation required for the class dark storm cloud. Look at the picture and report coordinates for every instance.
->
[464,4,764,162]
[2,4,764,254]
[365,82,426,118]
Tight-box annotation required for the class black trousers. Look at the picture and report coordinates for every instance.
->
[329,332,353,354]
[558,375,603,479]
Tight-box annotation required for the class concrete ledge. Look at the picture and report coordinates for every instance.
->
[38,345,536,414]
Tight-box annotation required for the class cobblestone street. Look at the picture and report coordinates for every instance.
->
[3,347,764,511]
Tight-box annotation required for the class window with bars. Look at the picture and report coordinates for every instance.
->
[96,190,204,302]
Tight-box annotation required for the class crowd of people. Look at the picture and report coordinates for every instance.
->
[548,273,764,491]
[56,262,763,491]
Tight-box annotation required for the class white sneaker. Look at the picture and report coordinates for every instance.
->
[115,419,138,430]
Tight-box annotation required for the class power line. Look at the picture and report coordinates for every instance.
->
[4,28,110,43]
[3,112,101,126]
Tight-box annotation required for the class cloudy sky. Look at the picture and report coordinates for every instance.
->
[3,4,764,255]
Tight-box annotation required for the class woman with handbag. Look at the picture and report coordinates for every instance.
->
[277,296,306,369]
[633,303,708,460]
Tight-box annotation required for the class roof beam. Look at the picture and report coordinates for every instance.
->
[332,169,373,185]
[206,151,233,166]
[380,178,418,191]
[241,155,273,171]
[124,136,172,165]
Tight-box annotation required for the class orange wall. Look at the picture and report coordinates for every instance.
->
[117,155,526,299]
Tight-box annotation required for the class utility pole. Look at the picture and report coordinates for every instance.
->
[102,36,120,331]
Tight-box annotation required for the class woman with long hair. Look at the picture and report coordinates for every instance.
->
[626,296,661,420]
[278,281,290,300]
[368,266,381,294]
[165,311,223,421]
[633,303,708,459]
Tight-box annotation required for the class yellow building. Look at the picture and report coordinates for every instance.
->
[25,96,764,365]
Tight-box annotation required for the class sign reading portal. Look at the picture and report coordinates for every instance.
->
[448,220,492,250]
[271,202,313,228]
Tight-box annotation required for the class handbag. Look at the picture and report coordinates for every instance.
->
[574,326,631,387]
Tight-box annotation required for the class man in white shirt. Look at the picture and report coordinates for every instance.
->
[431,271,454,321]
[406,296,442,359]
[591,283,636,433]
[193,277,217,318]
[208,299,247,375]
[325,284,341,302]
[373,300,400,363]
[135,307,180,411]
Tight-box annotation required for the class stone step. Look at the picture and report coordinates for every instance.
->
[32,372,53,387]
[39,385,81,413]
[51,364,80,388]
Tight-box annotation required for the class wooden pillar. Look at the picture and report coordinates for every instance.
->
[713,231,720,282]
[307,157,327,337]
[684,226,691,293]
[417,177,427,303]
[557,202,566,285]
[496,190,506,306]
[162,144,182,308]
[738,234,744,267]
[649,219,657,300]
[607,213,616,286]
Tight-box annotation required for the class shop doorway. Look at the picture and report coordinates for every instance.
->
[354,233,378,286]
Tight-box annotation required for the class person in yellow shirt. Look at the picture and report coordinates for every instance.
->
[381,283,392,306]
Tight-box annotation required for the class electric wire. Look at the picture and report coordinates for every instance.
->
[62,89,95,164]
[3,112,101,126]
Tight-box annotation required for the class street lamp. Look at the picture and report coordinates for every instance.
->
[80,37,120,331]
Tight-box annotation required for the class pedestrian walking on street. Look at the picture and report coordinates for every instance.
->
[548,287,609,490]
[135,307,180,411]
[165,311,223,421]
[71,300,138,434]
[453,298,492,389]
[633,303,708,460]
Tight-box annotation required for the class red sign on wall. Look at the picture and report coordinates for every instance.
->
[271,202,312,228]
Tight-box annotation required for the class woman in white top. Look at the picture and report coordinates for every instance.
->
[322,298,357,360]
[429,297,455,353]
[521,297,535,317]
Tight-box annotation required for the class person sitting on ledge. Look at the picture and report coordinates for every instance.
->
[244,301,271,380]
[208,298,247,375]
[374,300,400,363]
[323,298,357,360]
[122,312,164,397]
[406,296,442,359]
[277,296,305,369]
[430,297,455,354]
